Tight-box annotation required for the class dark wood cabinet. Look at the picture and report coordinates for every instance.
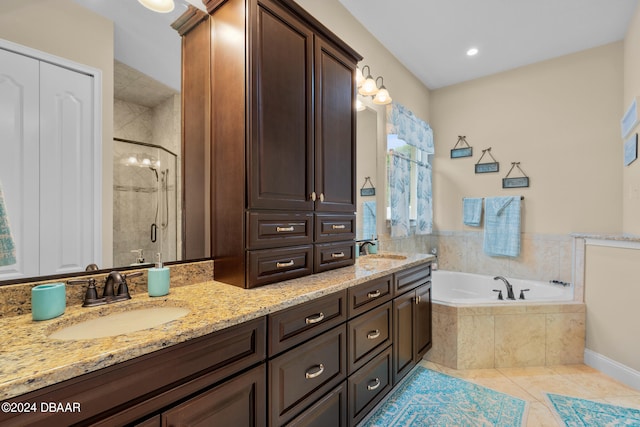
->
[393,281,432,385]
[347,346,393,426]
[181,0,361,288]
[286,382,348,427]
[163,365,266,427]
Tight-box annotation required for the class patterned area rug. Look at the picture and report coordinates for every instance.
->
[360,366,527,427]
[547,393,640,426]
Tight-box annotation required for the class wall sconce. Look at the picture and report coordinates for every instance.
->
[372,77,392,105]
[138,0,175,13]
[356,64,392,105]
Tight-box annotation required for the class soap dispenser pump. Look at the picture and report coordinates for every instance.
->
[148,253,170,297]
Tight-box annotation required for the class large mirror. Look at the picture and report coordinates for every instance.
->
[0,0,207,284]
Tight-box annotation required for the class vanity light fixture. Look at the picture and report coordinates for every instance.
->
[138,0,175,13]
[372,76,392,105]
[356,66,365,88]
[466,47,479,56]
[358,65,378,96]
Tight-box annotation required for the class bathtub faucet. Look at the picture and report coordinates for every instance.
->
[494,276,515,300]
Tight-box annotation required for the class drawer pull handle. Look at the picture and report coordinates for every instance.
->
[367,378,381,391]
[276,226,294,232]
[367,290,381,299]
[305,312,325,324]
[305,364,325,379]
[276,260,295,268]
[367,329,381,340]
[331,252,345,259]
[332,224,346,230]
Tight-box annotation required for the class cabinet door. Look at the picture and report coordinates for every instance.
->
[314,37,356,213]
[392,290,415,385]
[162,364,266,427]
[414,282,432,359]
[249,0,314,211]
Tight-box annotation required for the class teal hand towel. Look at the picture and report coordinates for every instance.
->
[483,196,521,257]
[0,182,16,267]
[463,198,483,226]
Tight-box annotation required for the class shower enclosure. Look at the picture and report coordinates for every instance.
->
[113,138,178,266]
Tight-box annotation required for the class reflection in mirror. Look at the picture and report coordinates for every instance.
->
[0,0,206,285]
[356,104,379,241]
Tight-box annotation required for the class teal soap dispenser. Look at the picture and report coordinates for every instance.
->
[148,253,170,297]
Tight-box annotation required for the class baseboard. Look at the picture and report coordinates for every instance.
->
[584,349,640,391]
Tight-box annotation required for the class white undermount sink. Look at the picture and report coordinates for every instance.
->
[48,307,190,340]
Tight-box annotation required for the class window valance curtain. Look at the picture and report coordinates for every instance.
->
[387,103,434,237]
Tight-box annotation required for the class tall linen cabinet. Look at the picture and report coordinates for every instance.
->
[179,0,362,288]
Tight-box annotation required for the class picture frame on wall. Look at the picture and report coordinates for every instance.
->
[624,133,638,167]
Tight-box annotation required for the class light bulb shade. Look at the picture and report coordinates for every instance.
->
[138,0,175,13]
[356,67,364,88]
[359,76,378,96]
[372,87,392,105]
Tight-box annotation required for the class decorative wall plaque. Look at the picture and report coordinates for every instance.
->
[474,147,499,173]
[450,135,472,158]
[502,162,530,188]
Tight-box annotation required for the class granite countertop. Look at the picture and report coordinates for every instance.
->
[0,253,432,400]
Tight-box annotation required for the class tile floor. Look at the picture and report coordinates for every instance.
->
[420,360,640,426]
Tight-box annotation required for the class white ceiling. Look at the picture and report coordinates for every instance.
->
[339,0,638,89]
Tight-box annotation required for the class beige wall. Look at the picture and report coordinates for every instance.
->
[623,6,640,234]
[0,0,115,267]
[584,244,640,372]
[430,42,624,235]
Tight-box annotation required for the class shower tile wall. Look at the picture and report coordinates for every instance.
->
[114,98,180,267]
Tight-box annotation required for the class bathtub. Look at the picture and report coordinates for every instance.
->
[426,270,584,369]
[431,270,573,304]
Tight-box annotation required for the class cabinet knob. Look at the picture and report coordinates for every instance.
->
[319,192,325,202]
[305,363,325,379]
[367,378,381,391]
[310,192,317,201]
[305,312,325,325]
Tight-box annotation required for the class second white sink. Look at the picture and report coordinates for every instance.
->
[49,307,190,340]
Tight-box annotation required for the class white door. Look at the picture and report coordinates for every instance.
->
[0,47,98,279]
[0,48,40,280]
[39,61,95,275]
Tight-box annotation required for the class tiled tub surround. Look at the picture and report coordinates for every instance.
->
[0,260,214,318]
[426,301,586,370]
[0,253,432,400]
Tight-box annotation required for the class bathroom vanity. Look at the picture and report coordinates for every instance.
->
[0,255,432,427]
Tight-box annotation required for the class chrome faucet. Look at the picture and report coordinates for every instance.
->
[69,271,143,307]
[494,276,515,300]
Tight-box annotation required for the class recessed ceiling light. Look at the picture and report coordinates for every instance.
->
[466,48,479,56]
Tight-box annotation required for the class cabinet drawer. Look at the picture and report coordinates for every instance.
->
[269,290,347,356]
[394,262,431,295]
[247,245,313,288]
[314,214,355,242]
[246,211,313,249]
[162,365,266,427]
[347,274,393,318]
[314,241,355,273]
[286,381,347,427]
[347,302,392,375]
[269,325,347,426]
[348,346,393,426]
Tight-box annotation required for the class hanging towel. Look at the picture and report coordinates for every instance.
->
[0,182,16,267]
[463,198,483,226]
[483,196,521,257]
[362,201,377,240]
